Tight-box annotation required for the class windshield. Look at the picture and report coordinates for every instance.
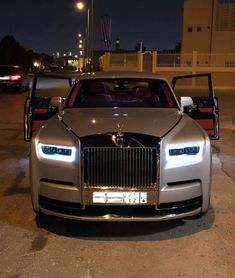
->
[65,78,178,108]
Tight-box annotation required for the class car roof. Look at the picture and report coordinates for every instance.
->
[0,65,23,70]
[78,71,166,81]
[32,71,167,82]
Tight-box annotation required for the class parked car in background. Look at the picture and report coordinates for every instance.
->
[0,65,30,92]
[24,71,219,222]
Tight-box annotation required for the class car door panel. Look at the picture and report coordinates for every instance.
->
[31,97,58,135]
[24,73,73,141]
[172,73,219,140]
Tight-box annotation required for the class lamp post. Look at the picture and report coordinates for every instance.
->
[76,0,94,72]
[90,0,94,72]
[78,33,84,70]
[78,33,83,55]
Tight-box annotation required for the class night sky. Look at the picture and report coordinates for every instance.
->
[0,0,184,55]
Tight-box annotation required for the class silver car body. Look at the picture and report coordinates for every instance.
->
[26,72,215,221]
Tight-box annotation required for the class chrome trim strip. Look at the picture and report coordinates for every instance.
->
[40,207,202,222]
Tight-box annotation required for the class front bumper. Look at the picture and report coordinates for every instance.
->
[0,81,22,90]
[38,195,202,222]
[32,137,210,222]
[36,175,204,221]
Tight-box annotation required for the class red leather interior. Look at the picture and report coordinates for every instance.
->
[196,119,214,136]
[32,121,45,132]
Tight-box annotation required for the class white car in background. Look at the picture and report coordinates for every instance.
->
[0,65,30,92]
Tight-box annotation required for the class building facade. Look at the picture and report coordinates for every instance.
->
[181,0,235,66]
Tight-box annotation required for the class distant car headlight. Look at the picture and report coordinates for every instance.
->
[37,143,76,162]
[165,142,204,168]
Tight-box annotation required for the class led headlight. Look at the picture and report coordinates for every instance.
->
[169,146,200,156]
[165,142,204,168]
[37,143,76,162]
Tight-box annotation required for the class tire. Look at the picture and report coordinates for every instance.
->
[35,212,46,228]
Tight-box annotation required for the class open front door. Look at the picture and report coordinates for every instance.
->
[172,73,219,140]
[24,73,73,141]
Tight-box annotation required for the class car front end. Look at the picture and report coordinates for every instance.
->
[30,106,211,221]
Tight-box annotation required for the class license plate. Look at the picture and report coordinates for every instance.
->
[93,192,147,204]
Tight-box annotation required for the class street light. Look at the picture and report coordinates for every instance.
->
[77,33,86,71]
[76,2,84,10]
[76,0,94,71]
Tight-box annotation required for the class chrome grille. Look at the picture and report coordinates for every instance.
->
[82,147,158,188]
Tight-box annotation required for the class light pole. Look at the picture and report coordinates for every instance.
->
[76,1,94,71]
[78,33,84,70]
[90,0,94,72]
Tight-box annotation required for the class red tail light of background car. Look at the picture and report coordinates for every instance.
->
[9,73,22,80]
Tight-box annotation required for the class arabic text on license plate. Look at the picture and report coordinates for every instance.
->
[93,192,147,204]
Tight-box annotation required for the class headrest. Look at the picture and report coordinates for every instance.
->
[132,86,152,99]
[90,82,109,95]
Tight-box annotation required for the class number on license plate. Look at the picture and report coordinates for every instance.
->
[93,192,147,204]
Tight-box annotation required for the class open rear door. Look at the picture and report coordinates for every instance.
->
[24,73,74,141]
[172,73,219,140]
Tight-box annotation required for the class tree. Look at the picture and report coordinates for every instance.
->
[40,53,54,69]
[0,35,54,71]
[0,35,32,68]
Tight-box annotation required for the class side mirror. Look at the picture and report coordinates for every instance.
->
[180,96,194,112]
[50,96,63,106]
[50,97,63,112]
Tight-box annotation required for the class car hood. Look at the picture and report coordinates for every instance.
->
[60,108,182,138]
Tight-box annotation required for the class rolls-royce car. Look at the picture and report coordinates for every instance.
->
[24,72,219,221]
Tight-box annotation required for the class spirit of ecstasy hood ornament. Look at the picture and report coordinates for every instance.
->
[117,123,124,135]
[116,123,124,147]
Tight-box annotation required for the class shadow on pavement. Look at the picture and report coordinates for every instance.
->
[35,206,214,241]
